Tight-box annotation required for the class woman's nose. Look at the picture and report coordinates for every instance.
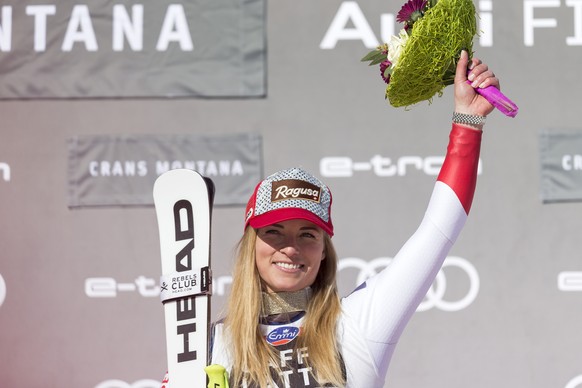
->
[278,237,300,258]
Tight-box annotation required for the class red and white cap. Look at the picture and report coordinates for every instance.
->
[244,167,334,236]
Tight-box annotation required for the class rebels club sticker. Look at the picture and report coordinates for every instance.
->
[266,326,300,346]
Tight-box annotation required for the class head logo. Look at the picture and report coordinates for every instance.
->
[338,256,480,312]
[266,326,300,346]
[0,274,6,307]
[173,199,195,272]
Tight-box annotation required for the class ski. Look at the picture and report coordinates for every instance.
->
[154,169,215,388]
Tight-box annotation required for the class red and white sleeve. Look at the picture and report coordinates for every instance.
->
[437,123,482,215]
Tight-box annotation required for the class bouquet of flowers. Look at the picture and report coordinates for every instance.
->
[362,0,518,117]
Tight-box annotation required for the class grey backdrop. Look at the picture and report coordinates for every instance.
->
[1,1,582,387]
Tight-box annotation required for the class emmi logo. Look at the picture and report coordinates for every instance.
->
[173,199,198,363]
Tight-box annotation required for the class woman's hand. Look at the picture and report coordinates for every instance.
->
[454,50,499,117]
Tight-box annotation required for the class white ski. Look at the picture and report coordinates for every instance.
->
[154,169,214,388]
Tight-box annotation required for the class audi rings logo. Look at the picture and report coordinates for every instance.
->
[0,273,6,307]
[566,375,582,388]
[95,379,160,388]
[338,256,479,312]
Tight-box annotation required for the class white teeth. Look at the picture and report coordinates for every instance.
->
[275,262,302,270]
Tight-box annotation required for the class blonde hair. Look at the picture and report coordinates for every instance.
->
[224,227,345,387]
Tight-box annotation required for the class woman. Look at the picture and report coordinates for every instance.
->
[164,50,499,387]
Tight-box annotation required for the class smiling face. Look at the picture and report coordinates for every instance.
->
[255,219,326,293]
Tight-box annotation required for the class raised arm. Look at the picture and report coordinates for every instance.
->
[438,49,499,214]
[340,51,499,383]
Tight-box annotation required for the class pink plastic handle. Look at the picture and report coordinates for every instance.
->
[466,73,518,117]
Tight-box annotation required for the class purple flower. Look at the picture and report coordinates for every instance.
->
[380,60,392,84]
[397,0,428,25]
